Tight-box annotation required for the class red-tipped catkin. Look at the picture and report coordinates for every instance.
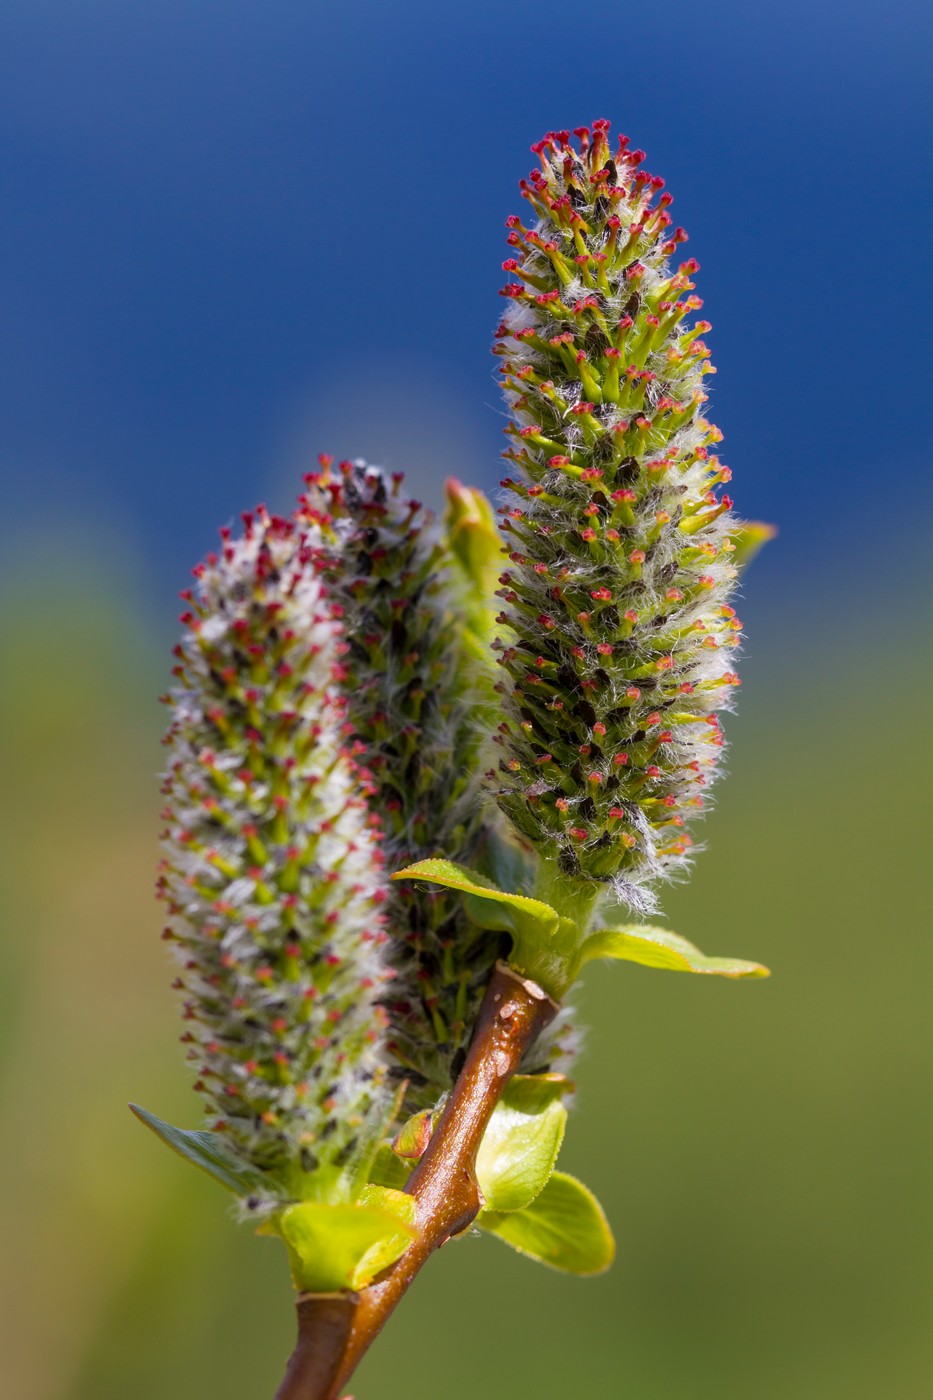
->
[493,123,741,912]
[297,460,501,1109]
[158,508,393,1207]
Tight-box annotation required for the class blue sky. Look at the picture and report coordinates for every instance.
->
[2,0,930,613]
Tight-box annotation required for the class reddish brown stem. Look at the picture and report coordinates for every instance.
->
[274,1293,357,1400]
[274,961,557,1400]
[333,961,557,1393]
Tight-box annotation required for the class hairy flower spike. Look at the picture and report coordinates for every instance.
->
[158,508,393,1209]
[493,123,742,912]
[297,460,502,1110]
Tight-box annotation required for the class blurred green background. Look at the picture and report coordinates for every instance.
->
[1,534,930,1400]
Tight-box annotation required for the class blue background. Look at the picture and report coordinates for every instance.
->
[3,0,931,609]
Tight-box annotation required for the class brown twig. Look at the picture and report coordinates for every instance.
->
[274,960,558,1399]
[274,1293,358,1400]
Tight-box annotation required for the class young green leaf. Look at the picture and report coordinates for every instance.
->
[274,1198,417,1293]
[582,925,770,978]
[479,1172,615,1276]
[358,1184,418,1222]
[129,1103,270,1198]
[476,1075,569,1213]
[390,858,581,997]
[392,859,557,941]
[443,478,505,649]
[353,1186,419,1288]
[731,520,777,570]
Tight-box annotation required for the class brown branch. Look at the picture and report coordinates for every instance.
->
[273,960,557,1400]
[274,1293,358,1400]
[332,960,558,1394]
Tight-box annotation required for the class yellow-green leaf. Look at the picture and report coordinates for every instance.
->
[582,925,770,978]
[353,1186,418,1287]
[731,520,777,569]
[443,479,504,615]
[391,859,583,998]
[391,859,559,945]
[479,1172,615,1276]
[476,1075,569,1213]
[274,1198,416,1293]
[129,1103,270,1197]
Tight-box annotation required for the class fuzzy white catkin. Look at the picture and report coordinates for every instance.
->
[297,461,503,1110]
[158,508,394,1209]
[493,122,743,913]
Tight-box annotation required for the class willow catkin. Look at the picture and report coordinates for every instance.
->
[493,121,742,915]
[158,508,393,1210]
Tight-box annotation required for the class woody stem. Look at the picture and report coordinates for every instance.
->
[274,960,558,1400]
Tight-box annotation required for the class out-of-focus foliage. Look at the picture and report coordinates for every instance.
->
[0,538,930,1400]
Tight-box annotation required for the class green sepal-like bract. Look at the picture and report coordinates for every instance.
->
[475,1074,569,1213]
[130,1094,403,1203]
[392,857,576,999]
[129,1103,273,1198]
[391,857,558,944]
[731,520,777,570]
[478,1172,615,1276]
[583,924,770,978]
[268,1187,417,1293]
[443,478,506,653]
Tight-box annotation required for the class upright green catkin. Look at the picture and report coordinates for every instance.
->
[158,507,393,1210]
[493,122,741,914]
[297,460,502,1111]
